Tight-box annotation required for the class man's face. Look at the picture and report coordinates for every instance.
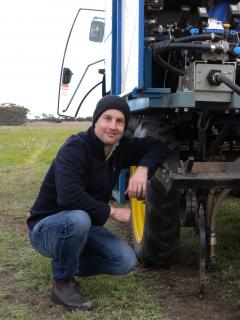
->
[94,108,125,146]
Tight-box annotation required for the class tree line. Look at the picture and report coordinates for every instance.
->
[37,113,92,122]
[0,103,29,125]
[0,103,92,125]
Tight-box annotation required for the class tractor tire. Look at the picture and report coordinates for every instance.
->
[125,114,140,137]
[130,117,181,266]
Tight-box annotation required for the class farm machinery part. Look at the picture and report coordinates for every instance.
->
[128,0,240,295]
[156,158,240,294]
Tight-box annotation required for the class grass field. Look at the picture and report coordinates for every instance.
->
[0,122,239,320]
[0,123,166,320]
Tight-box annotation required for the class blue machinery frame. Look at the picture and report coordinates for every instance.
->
[111,0,126,203]
[110,0,240,203]
[111,0,145,204]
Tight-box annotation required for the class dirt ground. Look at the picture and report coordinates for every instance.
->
[2,213,239,319]
[109,219,240,320]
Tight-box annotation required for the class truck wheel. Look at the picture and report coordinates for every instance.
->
[131,118,181,266]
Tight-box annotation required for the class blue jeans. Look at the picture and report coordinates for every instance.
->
[29,210,137,281]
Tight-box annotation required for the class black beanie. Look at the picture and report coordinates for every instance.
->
[92,95,130,127]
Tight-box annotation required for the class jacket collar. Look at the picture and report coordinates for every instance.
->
[88,126,120,161]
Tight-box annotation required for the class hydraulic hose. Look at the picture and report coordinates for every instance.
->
[151,39,225,76]
[164,42,213,52]
[174,33,223,43]
[152,41,224,54]
[153,51,185,76]
[215,73,240,95]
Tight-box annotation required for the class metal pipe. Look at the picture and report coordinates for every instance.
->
[206,189,215,226]
[208,188,231,264]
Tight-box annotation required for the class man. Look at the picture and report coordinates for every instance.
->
[27,95,169,310]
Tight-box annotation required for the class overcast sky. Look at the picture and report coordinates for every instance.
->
[0,0,105,118]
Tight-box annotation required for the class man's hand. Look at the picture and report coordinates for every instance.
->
[125,166,148,200]
[110,206,131,223]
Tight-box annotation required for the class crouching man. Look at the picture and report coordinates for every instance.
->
[27,95,169,310]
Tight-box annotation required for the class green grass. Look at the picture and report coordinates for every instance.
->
[0,124,166,320]
[181,198,240,290]
[0,123,240,319]
[216,198,240,288]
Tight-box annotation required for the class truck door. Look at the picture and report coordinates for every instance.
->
[57,8,105,118]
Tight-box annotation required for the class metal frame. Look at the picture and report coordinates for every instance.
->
[138,0,144,89]
[157,159,240,293]
[111,0,126,203]
[111,0,122,95]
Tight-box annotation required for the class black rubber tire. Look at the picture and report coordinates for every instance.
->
[131,117,181,266]
[134,116,178,151]
[125,114,141,137]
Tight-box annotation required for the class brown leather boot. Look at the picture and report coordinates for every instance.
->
[51,279,93,310]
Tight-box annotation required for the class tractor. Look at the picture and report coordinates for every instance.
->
[58,0,240,293]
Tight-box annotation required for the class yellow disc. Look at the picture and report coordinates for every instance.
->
[130,166,146,243]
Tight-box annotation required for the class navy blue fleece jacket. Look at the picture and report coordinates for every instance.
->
[27,126,169,230]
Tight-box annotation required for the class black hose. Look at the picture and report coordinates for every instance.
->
[216,73,240,95]
[174,33,223,43]
[151,34,224,77]
[154,41,221,53]
[152,40,224,76]
[152,41,214,76]
[168,42,211,52]
[153,51,185,76]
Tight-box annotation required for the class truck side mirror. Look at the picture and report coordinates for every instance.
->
[62,68,73,85]
[89,17,105,42]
